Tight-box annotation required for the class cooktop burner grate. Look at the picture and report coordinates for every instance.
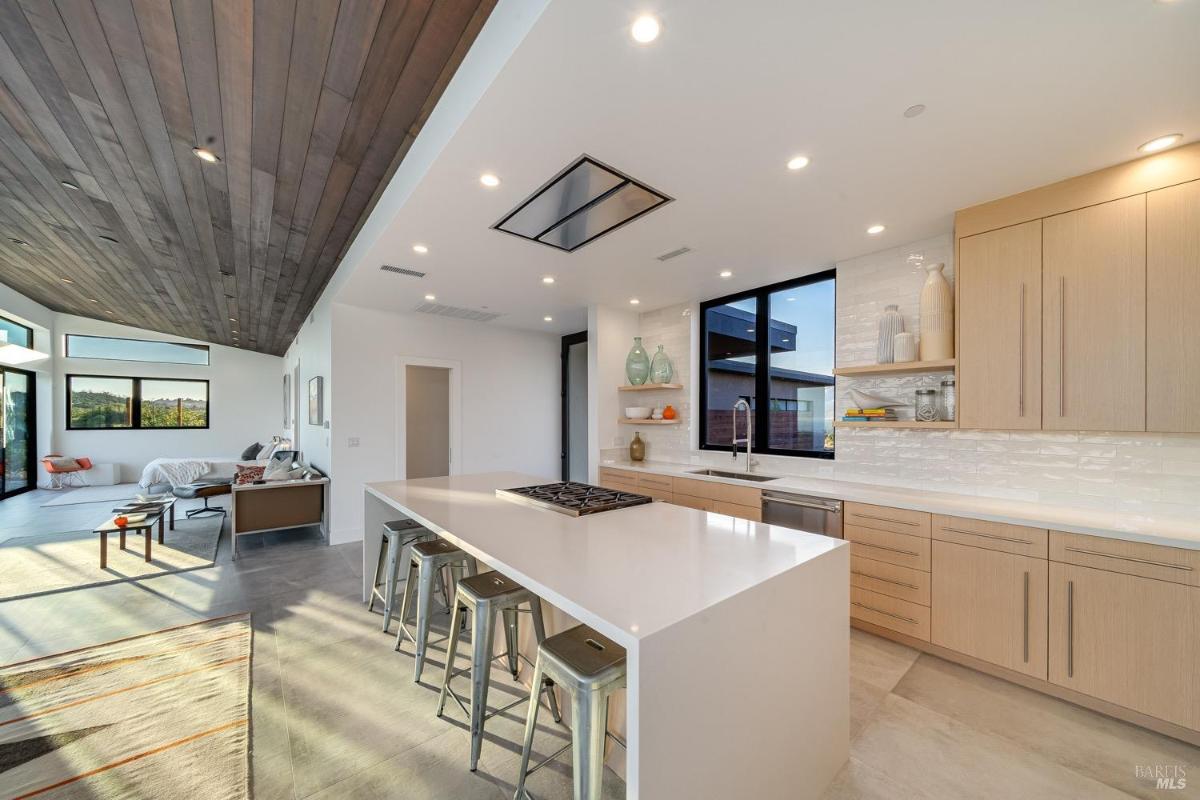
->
[497,482,653,516]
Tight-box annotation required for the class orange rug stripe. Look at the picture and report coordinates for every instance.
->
[0,655,248,727]
[11,717,249,800]
[1,611,250,669]
[0,631,247,696]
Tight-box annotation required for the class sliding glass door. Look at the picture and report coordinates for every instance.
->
[1,368,35,498]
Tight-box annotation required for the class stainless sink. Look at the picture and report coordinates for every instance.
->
[688,468,779,483]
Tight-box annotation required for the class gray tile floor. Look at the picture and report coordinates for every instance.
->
[1,487,1197,799]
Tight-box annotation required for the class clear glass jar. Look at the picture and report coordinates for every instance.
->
[915,389,939,422]
[940,378,956,421]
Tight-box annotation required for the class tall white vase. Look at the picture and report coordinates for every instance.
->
[876,305,904,364]
[919,263,954,360]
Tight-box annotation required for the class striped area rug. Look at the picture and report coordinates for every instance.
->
[0,613,250,799]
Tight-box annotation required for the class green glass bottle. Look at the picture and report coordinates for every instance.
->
[625,337,650,385]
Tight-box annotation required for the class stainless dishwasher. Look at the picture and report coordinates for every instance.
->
[761,491,843,538]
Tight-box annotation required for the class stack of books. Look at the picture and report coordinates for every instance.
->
[842,407,898,422]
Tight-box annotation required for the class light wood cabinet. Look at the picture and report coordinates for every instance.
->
[958,220,1042,429]
[1042,195,1146,431]
[1147,179,1200,433]
[844,502,930,537]
[851,554,930,606]
[1049,562,1200,731]
[932,540,1048,679]
[851,586,930,640]
[933,514,1047,558]
[712,500,761,522]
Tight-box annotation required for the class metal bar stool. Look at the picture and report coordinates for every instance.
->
[395,538,478,682]
[367,519,435,633]
[436,571,562,771]
[514,625,626,800]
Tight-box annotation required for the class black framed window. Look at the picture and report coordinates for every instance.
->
[67,375,209,430]
[699,270,835,459]
[65,334,209,365]
[0,315,33,349]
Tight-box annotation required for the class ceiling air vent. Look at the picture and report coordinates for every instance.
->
[380,264,426,278]
[414,302,501,323]
[492,155,672,253]
[656,246,691,262]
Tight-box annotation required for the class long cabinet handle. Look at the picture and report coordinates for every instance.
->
[851,512,920,527]
[854,540,921,557]
[851,601,917,625]
[851,570,920,591]
[1022,571,1030,664]
[1058,275,1065,418]
[1066,579,1075,678]
[1063,545,1193,572]
[1018,282,1026,417]
[940,526,1033,546]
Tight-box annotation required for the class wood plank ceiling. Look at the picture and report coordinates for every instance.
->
[0,0,494,355]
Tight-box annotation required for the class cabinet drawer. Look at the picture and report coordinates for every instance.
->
[934,515,1048,558]
[670,493,714,512]
[1050,532,1200,587]
[641,488,673,502]
[636,473,674,492]
[846,502,930,537]
[714,501,761,522]
[851,586,930,641]
[598,468,638,485]
[673,476,761,508]
[598,479,638,494]
[851,554,930,606]
[847,528,931,571]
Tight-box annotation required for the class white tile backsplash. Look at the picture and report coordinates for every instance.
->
[605,233,1200,518]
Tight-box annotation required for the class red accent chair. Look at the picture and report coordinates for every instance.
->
[41,455,93,489]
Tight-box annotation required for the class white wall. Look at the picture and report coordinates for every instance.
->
[328,303,560,542]
[284,295,333,475]
[54,314,284,483]
[586,304,639,481]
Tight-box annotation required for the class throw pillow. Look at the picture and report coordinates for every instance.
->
[239,442,262,460]
[234,464,266,485]
[256,442,277,460]
[263,458,296,481]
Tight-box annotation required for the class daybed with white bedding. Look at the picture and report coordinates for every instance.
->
[138,442,285,489]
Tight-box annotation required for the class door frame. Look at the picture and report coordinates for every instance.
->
[1,365,37,499]
[394,356,461,480]
[560,331,587,481]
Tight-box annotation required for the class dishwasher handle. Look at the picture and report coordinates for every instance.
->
[762,493,842,513]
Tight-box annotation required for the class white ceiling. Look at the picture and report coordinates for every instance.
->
[334,0,1200,334]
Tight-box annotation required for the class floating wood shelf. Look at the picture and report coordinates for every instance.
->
[618,383,683,391]
[835,420,957,430]
[833,359,956,377]
[618,418,681,425]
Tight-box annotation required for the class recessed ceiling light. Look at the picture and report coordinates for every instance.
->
[104,310,114,315]
[60,277,74,284]
[786,155,810,171]
[425,294,436,301]
[543,316,553,322]
[229,317,237,322]
[192,147,220,163]
[903,104,926,118]
[631,15,661,43]
[61,180,80,190]
[629,298,640,305]
[87,298,97,303]
[541,276,555,285]
[719,270,733,278]
[1138,134,1182,154]
[787,297,795,302]
[479,173,500,188]
[867,224,886,235]
[412,244,428,254]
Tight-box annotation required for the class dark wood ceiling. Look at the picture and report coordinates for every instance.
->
[0,0,494,355]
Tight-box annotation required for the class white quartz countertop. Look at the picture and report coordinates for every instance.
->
[603,459,1200,551]
[366,472,844,647]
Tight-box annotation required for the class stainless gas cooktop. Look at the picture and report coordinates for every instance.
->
[496,481,652,517]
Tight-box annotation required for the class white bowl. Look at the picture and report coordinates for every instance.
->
[625,407,652,419]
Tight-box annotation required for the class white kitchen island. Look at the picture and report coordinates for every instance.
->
[364,472,849,799]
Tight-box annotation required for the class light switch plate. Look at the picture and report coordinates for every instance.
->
[347,437,360,448]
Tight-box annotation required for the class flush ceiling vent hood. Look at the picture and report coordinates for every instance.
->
[492,155,672,252]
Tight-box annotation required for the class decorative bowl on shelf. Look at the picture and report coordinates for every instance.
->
[624,407,652,419]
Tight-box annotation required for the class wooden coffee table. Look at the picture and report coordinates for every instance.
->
[95,500,176,568]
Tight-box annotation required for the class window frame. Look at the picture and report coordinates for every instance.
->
[64,333,210,366]
[0,314,34,349]
[698,268,836,460]
[65,374,211,431]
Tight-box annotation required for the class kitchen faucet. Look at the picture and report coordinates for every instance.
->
[732,397,753,473]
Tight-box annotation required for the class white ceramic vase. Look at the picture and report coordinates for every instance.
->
[876,305,904,363]
[893,331,918,363]
[919,263,954,360]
